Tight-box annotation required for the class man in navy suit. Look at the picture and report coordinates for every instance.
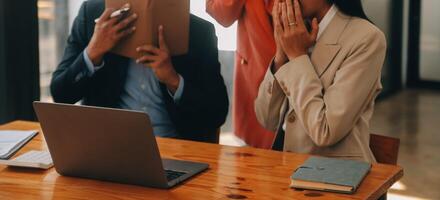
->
[51,0,229,143]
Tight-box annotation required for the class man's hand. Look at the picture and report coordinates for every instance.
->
[136,25,180,93]
[87,7,138,65]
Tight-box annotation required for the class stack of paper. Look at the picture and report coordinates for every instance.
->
[0,130,38,159]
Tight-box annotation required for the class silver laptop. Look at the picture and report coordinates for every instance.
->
[33,102,209,189]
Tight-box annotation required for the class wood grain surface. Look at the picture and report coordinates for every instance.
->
[0,121,403,200]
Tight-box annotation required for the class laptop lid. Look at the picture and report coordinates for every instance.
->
[33,102,169,188]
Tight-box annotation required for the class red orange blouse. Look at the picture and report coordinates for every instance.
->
[207,0,276,148]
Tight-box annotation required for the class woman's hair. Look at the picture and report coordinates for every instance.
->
[327,0,370,21]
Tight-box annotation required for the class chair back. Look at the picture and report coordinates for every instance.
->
[370,134,400,165]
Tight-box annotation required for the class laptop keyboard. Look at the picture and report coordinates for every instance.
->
[165,170,187,181]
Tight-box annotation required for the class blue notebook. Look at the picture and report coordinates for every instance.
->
[290,157,371,194]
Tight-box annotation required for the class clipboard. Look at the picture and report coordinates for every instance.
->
[105,0,190,59]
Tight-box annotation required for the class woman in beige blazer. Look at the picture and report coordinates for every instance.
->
[255,0,386,162]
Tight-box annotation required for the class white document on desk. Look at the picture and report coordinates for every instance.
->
[0,130,38,159]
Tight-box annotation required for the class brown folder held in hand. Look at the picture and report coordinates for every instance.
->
[105,0,190,59]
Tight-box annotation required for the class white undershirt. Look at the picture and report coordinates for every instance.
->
[317,5,338,40]
[308,5,338,53]
[283,5,338,131]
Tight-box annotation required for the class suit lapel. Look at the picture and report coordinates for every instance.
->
[311,44,340,76]
[310,11,351,77]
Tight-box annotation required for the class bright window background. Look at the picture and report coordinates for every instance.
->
[190,1,237,51]
[38,0,57,102]
[420,0,440,81]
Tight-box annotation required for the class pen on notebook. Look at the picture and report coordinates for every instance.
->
[94,4,131,23]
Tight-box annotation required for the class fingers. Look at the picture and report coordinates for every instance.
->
[310,17,319,42]
[285,0,296,25]
[273,2,283,34]
[158,25,169,51]
[96,8,116,24]
[277,1,282,16]
[115,26,136,39]
[136,54,159,64]
[272,0,279,17]
[115,13,138,31]
[272,0,282,18]
[293,0,305,27]
[281,2,289,31]
[136,45,161,56]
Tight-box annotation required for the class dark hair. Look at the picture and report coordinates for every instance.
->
[327,0,370,21]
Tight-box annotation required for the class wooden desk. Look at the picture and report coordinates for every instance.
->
[0,121,403,200]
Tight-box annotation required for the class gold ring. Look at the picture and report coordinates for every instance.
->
[289,22,297,26]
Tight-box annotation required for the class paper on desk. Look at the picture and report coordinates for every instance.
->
[0,130,38,159]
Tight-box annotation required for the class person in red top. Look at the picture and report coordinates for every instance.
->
[207,0,285,148]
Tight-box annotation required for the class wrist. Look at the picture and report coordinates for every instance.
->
[276,50,286,58]
[86,45,105,66]
[287,50,307,61]
[273,54,287,73]
[165,73,180,93]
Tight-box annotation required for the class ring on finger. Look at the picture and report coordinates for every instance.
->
[289,22,297,27]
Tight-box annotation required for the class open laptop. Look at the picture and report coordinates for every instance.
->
[33,102,209,189]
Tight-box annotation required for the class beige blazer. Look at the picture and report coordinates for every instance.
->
[255,11,387,162]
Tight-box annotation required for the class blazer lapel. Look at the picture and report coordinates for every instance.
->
[311,11,351,77]
[311,44,340,77]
